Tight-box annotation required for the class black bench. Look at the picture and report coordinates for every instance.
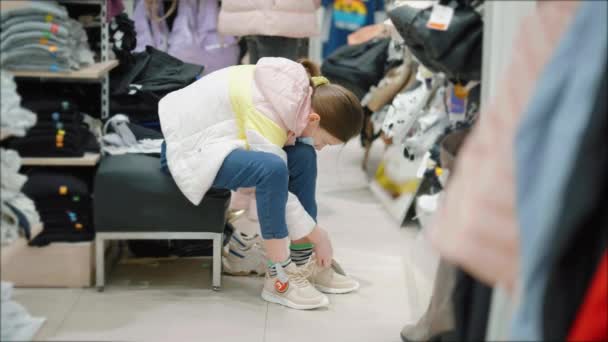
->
[93,154,230,291]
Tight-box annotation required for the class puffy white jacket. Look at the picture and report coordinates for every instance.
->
[218,0,321,38]
[159,58,316,240]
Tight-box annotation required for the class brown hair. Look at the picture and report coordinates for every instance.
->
[299,59,364,143]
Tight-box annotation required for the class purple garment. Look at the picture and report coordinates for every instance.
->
[168,0,239,74]
[133,0,238,74]
[133,0,169,52]
[106,0,125,21]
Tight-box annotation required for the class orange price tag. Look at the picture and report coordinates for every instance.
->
[454,84,469,99]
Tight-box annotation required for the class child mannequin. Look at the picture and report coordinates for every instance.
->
[159,57,363,310]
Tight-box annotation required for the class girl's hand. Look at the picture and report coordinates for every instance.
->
[308,226,333,268]
[286,131,297,145]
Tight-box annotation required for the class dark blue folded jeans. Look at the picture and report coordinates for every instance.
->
[161,141,317,240]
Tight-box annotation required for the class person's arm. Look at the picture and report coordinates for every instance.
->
[285,192,334,267]
[306,225,333,268]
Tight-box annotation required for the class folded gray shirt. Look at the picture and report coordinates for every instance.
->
[0,1,68,22]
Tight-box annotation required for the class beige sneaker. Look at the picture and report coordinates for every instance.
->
[300,256,360,294]
[222,232,266,276]
[222,246,266,276]
[261,262,329,310]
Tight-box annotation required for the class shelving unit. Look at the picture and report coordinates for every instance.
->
[1,0,111,289]
[57,0,105,4]
[0,223,43,262]
[21,153,101,167]
[2,0,113,119]
[0,128,14,141]
[11,60,118,81]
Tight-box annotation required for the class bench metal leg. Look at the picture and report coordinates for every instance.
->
[96,237,105,292]
[212,233,223,291]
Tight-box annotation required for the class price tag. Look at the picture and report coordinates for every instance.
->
[427,4,454,31]
[450,85,467,122]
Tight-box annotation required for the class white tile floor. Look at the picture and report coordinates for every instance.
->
[13,140,439,342]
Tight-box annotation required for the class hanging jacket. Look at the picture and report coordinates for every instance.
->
[426,1,579,290]
[568,251,608,342]
[159,57,315,239]
[511,2,608,338]
[133,0,170,52]
[133,0,238,74]
[167,0,238,74]
[218,0,321,38]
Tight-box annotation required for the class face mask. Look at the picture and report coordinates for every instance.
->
[296,137,315,146]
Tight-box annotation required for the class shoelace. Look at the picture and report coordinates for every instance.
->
[285,268,312,288]
[298,257,318,279]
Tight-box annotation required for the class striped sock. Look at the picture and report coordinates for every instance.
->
[267,258,292,277]
[290,243,314,266]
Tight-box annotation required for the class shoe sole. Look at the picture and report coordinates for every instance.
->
[261,290,329,310]
[315,280,360,294]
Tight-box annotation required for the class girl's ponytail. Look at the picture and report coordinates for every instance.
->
[299,58,363,143]
[298,58,321,78]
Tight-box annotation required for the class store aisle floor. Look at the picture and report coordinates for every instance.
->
[13,140,438,342]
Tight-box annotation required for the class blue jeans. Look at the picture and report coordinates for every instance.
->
[160,142,317,240]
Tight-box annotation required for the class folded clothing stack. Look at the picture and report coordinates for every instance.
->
[0,1,94,72]
[22,170,94,246]
[4,99,99,157]
[0,72,37,138]
[0,149,41,246]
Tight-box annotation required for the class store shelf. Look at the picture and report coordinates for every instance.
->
[21,153,101,167]
[1,238,95,288]
[0,128,14,141]
[10,60,118,81]
[57,0,105,5]
[1,223,43,261]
